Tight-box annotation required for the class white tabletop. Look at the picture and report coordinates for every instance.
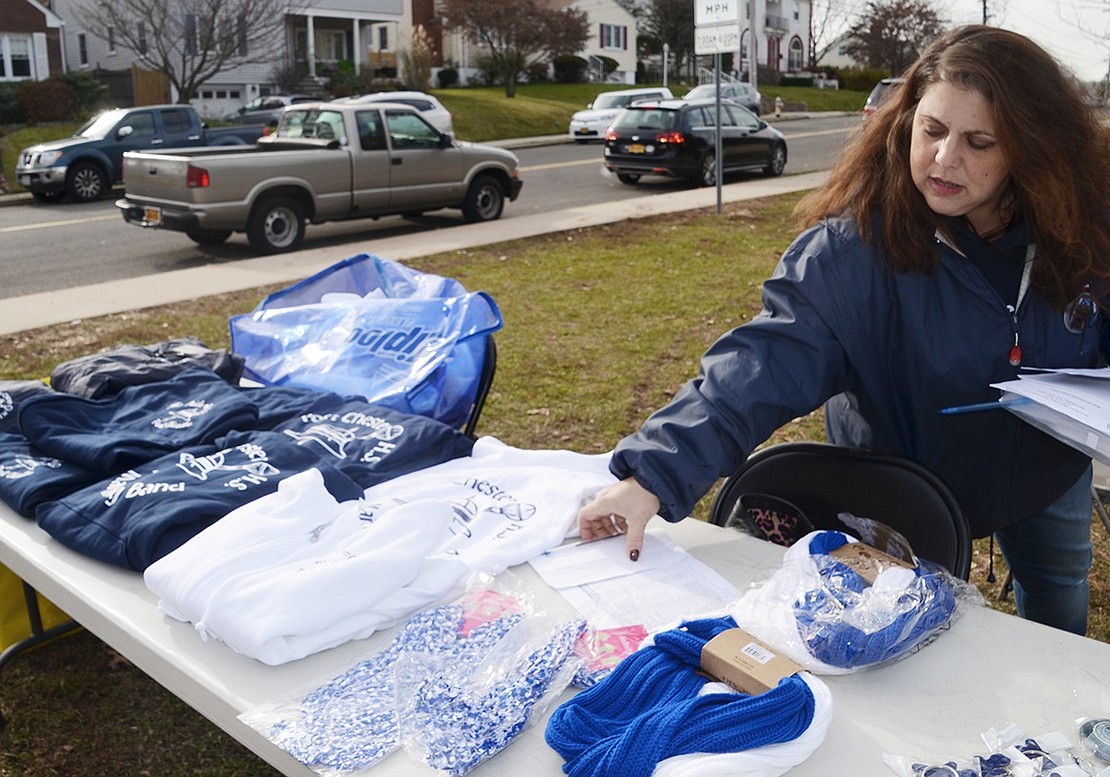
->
[1,507,1106,775]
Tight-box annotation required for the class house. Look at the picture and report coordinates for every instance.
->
[424,0,638,85]
[0,0,65,82]
[740,0,811,77]
[50,0,408,117]
[46,0,639,115]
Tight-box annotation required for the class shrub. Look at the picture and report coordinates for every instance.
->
[835,67,892,92]
[0,83,23,124]
[56,71,105,118]
[525,60,550,83]
[553,55,587,83]
[16,78,74,123]
[781,75,814,87]
[436,67,459,89]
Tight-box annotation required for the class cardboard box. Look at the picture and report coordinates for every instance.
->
[829,541,914,585]
[700,628,804,696]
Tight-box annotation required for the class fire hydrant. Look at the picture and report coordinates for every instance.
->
[774,96,784,118]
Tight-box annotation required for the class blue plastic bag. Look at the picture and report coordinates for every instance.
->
[229,255,502,430]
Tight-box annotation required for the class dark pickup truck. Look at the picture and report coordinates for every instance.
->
[15,104,266,203]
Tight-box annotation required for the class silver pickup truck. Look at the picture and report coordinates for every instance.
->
[115,101,523,254]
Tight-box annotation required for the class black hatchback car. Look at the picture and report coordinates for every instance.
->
[603,98,787,187]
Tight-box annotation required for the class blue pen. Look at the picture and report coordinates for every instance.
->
[939,397,1033,415]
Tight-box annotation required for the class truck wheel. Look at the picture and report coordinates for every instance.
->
[461,174,505,223]
[66,162,108,202]
[186,227,233,246]
[247,196,305,253]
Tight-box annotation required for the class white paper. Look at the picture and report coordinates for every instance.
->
[527,527,687,589]
[557,555,740,631]
[992,372,1110,430]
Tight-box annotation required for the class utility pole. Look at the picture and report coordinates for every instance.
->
[982,0,988,24]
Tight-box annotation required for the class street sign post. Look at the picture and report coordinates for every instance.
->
[694,2,739,213]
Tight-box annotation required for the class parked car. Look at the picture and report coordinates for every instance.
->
[333,91,454,135]
[15,105,266,203]
[116,102,522,254]
[683,82,763,115]
[863,77,905,117]
[568,86,675,142]
[224,94,318,126]
[602,97,787,187]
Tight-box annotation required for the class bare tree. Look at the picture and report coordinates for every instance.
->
[74,0,298,104]
[643,0,694,77]
[845,0,944,74]
[809,0,866,67]
[440,0,590,97]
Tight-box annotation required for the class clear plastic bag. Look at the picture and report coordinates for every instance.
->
[229,255,502,429]
[395,608,585,775]
[238,572,579,777]
[731,529,985,673]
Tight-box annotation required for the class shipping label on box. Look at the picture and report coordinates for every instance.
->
[700,628,804,696]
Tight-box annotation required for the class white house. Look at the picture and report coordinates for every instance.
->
[739,0,811,78]
[436,0,638,86]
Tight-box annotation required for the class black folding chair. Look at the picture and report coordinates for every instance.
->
[461,336,496,439]
[708,442,972,579]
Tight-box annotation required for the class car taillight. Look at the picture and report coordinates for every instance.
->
[656,132,686,144]
[604,129,619,142]
[186,165,210,188]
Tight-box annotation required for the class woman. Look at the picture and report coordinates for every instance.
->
[578,25,1110,635]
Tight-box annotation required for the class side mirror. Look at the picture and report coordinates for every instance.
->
[586,102,594,109]
[439,132,454,148]
[117,125,133,139]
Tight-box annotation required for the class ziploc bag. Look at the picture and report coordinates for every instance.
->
[229,255,502,430]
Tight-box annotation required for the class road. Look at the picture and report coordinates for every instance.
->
[0,114,858,301]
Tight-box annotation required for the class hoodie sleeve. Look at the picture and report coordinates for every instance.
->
[609,222,865,521]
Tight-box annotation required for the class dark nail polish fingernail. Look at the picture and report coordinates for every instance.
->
[629,549,639,562]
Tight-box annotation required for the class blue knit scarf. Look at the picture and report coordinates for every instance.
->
[545,616,816,777]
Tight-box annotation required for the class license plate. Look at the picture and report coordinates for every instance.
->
[576,128,590,135]
[143,206,162,225]
[627,143,645,154]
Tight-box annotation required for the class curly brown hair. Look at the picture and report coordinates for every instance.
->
[795,25,1110,309]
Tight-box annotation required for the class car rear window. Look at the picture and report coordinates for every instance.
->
[612,107,678,131]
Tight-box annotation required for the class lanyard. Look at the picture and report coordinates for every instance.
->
[1006,244,1036,367]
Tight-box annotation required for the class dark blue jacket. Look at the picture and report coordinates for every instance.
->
[611,216,1100,537]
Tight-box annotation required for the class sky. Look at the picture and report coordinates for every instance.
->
[940,0,1110,82]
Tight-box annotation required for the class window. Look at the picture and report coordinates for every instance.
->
[356,110,385,150]
[160,108,192,134]
[377,26,388,52]
[107,27,116,54]
[126,112,156,138]
[184,14,197,56]
[237,14,248,57]
[0,36,32,80]
[138,22,147,54]
[78,33,88,66]
[788,37,804,71]
[599,24,626,51]
[386,110,439,149]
